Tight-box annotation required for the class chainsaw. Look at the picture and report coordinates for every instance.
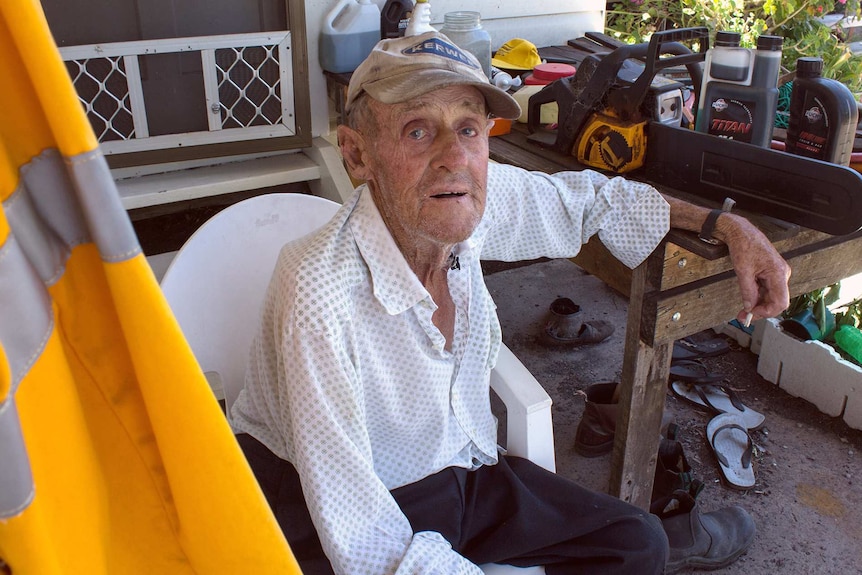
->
[527,27,709,174]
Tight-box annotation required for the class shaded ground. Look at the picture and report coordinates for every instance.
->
[485,258,862,575]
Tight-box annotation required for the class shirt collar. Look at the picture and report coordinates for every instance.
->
[350,187,430,315]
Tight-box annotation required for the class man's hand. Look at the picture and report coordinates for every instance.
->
[717,213,792,322]
[663,195,791,323]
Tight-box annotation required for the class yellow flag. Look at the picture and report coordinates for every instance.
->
[0,2,301,573]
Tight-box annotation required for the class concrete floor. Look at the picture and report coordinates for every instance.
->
[485,258,862,575]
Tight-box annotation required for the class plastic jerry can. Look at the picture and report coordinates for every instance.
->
[319,0,381,74]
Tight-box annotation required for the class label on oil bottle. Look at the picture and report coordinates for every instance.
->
[789,92,829,158]
[704,96,756,143]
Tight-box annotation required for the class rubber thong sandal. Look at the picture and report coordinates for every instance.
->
[673,336,730,362]
[669,359,725,383]
[707,413,756,490]
[671,380,766,430]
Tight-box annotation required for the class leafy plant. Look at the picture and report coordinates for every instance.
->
[605,0,862,96]
[781,283,862,358]
[833,295,862,327]
[783,282,841,336]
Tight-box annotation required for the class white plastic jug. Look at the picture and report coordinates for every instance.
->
[319,0,381,73]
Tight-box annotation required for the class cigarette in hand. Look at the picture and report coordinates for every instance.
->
[743,312,753,328]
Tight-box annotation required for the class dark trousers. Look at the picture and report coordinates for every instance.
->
[237,434,668,575]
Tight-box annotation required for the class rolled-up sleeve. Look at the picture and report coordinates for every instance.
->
[480,163,669,269]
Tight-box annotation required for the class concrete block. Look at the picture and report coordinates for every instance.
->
[749,318,768,355]
[713,322,751,348]
[757,318,862,430]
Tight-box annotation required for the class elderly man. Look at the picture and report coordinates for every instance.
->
[230,31,790,575]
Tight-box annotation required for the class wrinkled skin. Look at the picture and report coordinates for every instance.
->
[338,86,493,347]
[338,86,492,271]
[664,195,791,323]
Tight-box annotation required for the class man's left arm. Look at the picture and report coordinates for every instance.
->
[663,194,792,323]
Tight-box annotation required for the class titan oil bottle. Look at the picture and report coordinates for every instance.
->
[696,33,783,147]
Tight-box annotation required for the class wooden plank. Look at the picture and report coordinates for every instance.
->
[660,242,731,291]
[566,37,610,54]
[660,228,831,291]
[643,232,862,344]
[489,135,565,174]
[609,260,672,510]
[537,46,586,66]
[571,236,633,297]
[583,31,626,49]
[116,152,320,210]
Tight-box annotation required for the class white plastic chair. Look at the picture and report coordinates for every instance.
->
[159,192,552,573]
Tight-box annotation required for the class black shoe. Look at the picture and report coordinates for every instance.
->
[655,490,756,574]
[651,430,704,505]
[574,382,674,458]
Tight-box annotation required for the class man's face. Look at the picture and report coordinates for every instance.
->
[347,85,493,252]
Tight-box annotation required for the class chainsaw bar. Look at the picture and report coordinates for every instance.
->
[641,122,862,235]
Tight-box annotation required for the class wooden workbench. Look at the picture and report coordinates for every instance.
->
[490,124,862,510]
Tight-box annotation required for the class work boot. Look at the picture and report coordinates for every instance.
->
[539,297,615,347]
[573,381,618,457]
[656,490,756,574]
[539,297,581,341]
[652,430,704,504]
[574,382,673,458]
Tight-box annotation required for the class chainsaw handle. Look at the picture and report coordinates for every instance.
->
[614,27,709,117]
[643,27,708,90]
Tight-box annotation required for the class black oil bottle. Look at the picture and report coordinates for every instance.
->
[785,57,859,166]
[381,0,413,39]
[696,33,783,148]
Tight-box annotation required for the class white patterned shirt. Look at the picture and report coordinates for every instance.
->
[230,162,670,574]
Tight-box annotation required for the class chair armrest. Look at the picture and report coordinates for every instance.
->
[489,344,556,473]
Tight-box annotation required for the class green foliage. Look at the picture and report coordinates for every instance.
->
[782,283,862,347]
[783,282,841,318]
[783,282,841,336]
[833,296,862,328]
[605,0,862,96]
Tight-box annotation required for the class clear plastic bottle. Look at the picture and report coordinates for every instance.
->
[439,11,492,79]
[785,57,859,165]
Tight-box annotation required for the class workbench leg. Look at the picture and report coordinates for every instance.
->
[609,262,673,510]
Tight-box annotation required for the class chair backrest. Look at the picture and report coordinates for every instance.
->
[160,193,341,410]
[161,191,547,574]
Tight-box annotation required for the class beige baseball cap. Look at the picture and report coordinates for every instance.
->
[344,31,521,120]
